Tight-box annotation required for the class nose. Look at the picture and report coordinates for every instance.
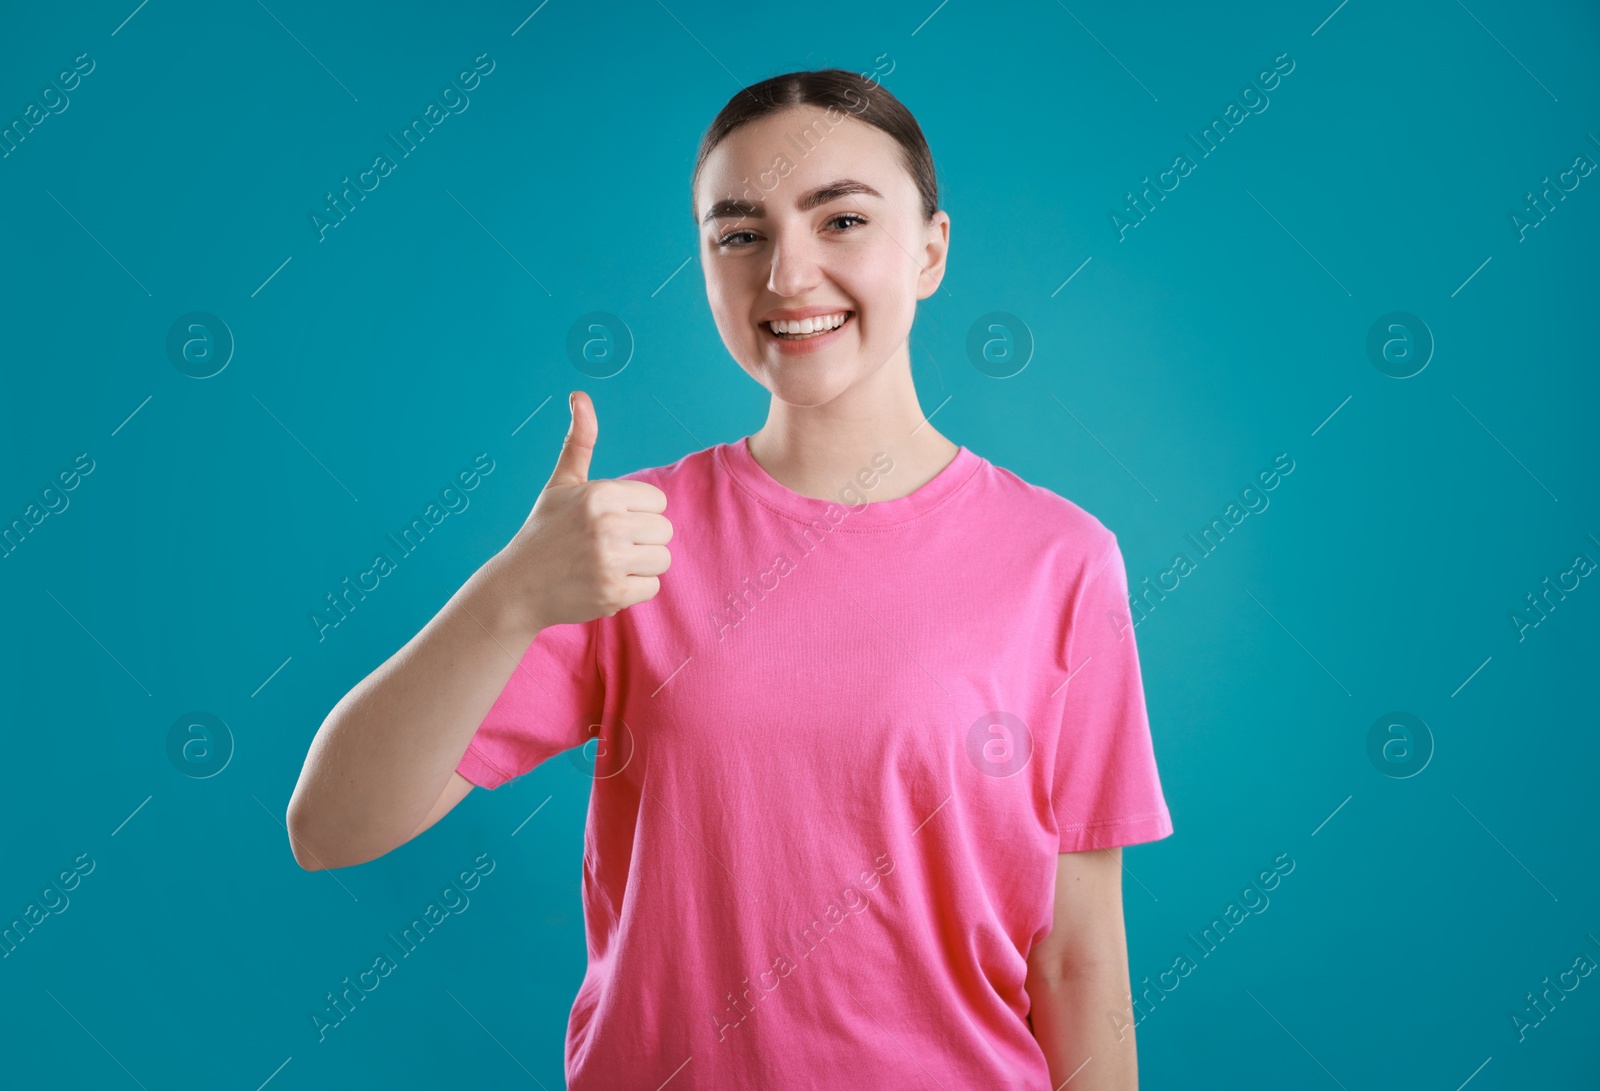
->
[766,229,825,298]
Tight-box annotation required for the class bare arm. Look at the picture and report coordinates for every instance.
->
[1024,846,1139,1090]
[286,557,539,871]
[285,391,671,872]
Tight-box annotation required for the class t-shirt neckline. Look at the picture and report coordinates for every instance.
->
[716,434,983,530]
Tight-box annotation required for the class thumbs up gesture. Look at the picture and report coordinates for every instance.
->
[494,392,672,632]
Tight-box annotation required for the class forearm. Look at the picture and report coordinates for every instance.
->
[287,554,538,869]
[1026,961,1139,1090]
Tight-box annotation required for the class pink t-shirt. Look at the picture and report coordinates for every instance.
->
[455,436,1174,1090]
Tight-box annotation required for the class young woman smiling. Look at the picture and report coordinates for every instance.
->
[288,69,1172,1091]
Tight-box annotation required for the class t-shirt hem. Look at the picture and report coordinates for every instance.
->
[1058,808,1174,852]
[456,741,515,790]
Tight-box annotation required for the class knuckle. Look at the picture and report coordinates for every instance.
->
[582,484,613,518]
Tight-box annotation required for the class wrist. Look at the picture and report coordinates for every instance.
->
[460,552,546,649]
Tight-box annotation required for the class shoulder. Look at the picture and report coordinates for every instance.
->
[970,449,1120,571]
[615,443,723,491]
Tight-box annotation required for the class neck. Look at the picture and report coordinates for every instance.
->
[746,346,961,502]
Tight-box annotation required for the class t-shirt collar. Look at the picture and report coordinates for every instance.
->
[715,434,983,530]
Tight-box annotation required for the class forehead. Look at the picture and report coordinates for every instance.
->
[696,106,904,221]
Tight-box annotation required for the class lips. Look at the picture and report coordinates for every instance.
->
[758,308,851,337]
[760,311,855,351]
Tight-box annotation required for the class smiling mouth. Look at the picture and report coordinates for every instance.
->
[763,311,855,340]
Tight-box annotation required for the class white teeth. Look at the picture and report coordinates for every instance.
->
[768,311,849,335]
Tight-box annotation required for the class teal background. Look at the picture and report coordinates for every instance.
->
[2,0,1597,1087]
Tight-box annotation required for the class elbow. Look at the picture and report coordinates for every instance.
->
[286,814,320,871]
[286,801,390,872]
[286,798,336,871]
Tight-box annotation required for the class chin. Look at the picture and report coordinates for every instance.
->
[766,374,858,409]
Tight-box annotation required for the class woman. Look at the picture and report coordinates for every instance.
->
[288,69,1173,1090]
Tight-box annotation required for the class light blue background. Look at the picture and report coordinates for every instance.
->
[2,1,1596,1087]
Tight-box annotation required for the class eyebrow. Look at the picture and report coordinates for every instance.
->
[699,179,885,225]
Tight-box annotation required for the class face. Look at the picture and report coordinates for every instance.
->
[695,105,950,409]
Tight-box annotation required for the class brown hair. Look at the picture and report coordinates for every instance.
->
[690,68,939,225]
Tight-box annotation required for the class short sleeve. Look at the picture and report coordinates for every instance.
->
[1051,536,1174,852]
[455,618,604,790]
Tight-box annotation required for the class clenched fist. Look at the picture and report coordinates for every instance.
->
[489,391,672,633]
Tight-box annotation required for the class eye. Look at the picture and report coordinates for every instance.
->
[714,212,870,248]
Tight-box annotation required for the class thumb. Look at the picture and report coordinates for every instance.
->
[546,391,597,489]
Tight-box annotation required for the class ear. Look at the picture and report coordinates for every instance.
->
[915,210,951,301]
